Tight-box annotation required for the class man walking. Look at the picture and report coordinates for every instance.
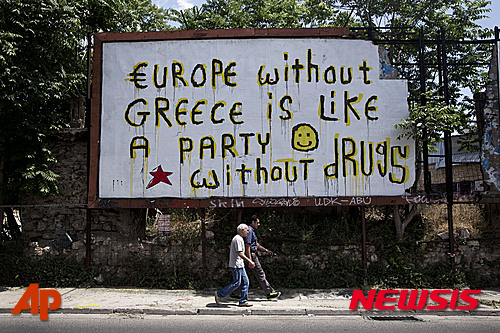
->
[232,215,281,301]
[215,224,255,307]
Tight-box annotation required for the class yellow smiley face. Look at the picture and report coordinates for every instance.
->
[291,123,319,152]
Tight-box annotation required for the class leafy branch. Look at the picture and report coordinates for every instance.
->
[396,91,466,151]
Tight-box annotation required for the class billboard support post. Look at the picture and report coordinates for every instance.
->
[85,32,93,271]
[201,208,207,278]
[361,206,368,285]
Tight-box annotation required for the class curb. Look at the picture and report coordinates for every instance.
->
[307,309,356,316]
[144,308,197,315]
[2,307,499,316]
[251,308,307,316]
[198,308,252,315]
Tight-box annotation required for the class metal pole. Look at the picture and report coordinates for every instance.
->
[496,27,499,87]
[85,211,92,270]
[85,32,93,271]
[441,28,456,271]
[85,33,92,128]
[419,27,431,194]
[361,206,368,285]
[237,209,243,225]
[201,208,207,278]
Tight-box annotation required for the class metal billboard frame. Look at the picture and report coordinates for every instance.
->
[88,28,426,210]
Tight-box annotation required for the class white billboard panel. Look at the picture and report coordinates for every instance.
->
[98,38,414,199]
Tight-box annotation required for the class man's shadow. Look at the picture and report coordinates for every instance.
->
[206,297,275,307]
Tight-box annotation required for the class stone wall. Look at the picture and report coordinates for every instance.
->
[22,129,88,261]
[420,240,500,284]
[21,130,157,269]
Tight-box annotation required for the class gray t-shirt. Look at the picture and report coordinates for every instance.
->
[229,234,245,268]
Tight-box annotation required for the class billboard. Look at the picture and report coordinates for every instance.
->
[89,29,416,208]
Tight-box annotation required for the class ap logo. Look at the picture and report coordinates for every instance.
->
[11,283,61,320]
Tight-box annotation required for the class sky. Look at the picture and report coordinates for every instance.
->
[153,0,498,30]
[153,0,202,10]
[478,0,499,30]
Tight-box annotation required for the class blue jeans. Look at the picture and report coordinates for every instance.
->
[216,267,249,304]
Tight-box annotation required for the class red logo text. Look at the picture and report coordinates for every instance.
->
[11,283,61,320]
[349,289,481,310]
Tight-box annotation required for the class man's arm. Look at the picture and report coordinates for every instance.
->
[245,243,251,260]
[256,243,273,255]
[238,251,255,268]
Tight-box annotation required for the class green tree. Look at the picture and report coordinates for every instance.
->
[168,0,342,29]
[0,0,169,237]
[396,91,464,149]
[328,0,492,114]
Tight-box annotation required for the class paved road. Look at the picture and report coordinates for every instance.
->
[1,314,500,333]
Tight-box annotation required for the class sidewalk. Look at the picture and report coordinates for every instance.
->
[1,287,499,316]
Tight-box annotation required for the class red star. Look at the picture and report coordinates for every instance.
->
[146,165,173,189]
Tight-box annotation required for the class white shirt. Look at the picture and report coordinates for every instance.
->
[228,234,245,268]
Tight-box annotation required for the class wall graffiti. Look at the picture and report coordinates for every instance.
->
[480,42,500,192]
[93,195,431,209]
[98,38,414,200]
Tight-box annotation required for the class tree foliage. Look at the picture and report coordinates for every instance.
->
[168,0,342,29]
[0,0,169,204]
[396,91,464,149]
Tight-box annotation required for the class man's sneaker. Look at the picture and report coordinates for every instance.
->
[267,290,281,300]
[214,291,221,305]
[238,302,253,307]
[229,294,240,301]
